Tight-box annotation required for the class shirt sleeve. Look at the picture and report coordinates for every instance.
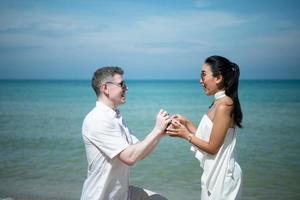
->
[85,117,129,159]
[130,134,139,144]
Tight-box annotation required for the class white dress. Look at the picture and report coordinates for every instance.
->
[191,114,242,200]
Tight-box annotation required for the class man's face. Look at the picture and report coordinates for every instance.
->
[106,74,128,107]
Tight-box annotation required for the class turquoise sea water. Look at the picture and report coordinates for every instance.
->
[0,80,300,200]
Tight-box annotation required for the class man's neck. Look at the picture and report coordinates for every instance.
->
[98,96,117,110]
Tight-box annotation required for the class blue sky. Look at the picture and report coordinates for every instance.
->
[0,0,299,80]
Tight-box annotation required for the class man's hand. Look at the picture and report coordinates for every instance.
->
[154,109,171,134]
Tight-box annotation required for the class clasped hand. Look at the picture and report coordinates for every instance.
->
[155,111,190,139]
[165,114,190,139]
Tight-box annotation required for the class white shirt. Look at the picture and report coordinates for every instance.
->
[81,101,139,200]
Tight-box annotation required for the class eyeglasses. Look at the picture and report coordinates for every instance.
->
[201,72,206,80]
[201,71,213,80]
[105,81,127,89]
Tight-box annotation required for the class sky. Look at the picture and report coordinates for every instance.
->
[0,0,299,80]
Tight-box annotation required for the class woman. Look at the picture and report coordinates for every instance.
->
[167,55,243,200]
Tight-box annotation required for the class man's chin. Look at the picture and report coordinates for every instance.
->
[120,99,126,104]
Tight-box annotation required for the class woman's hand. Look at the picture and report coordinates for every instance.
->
[166,120,190,139]
[172,114,188,126]
[171,114,197,134]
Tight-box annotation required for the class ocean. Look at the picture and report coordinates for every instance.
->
[0,80,299,200]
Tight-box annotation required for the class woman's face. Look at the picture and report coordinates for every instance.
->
[200,63,221,96]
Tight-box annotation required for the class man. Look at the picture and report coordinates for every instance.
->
[81,66,170,200]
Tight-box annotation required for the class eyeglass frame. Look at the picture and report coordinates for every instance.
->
[105,81,127,89]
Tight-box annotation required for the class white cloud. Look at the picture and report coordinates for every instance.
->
[0,10,104,35]
[1,7,298,66]
[0,8,248,51]
[80,10,249,54]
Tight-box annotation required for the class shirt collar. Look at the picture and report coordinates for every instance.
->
[96,101,121,118]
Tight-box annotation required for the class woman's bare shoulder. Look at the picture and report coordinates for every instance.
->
[216,96,233,112]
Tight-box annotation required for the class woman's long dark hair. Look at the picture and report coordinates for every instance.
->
[205,55,243,128]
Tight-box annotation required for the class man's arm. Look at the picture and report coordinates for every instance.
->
[118,109,170,166]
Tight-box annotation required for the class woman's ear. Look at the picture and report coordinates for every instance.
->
[215,75,223,87]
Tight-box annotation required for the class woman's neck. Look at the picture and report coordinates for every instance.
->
[214,90,226,101]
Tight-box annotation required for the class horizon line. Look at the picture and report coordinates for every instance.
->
[0,78,300,81]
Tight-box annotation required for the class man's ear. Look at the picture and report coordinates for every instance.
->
[100,83,109,95]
